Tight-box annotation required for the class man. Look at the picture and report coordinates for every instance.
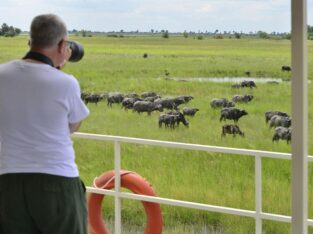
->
[0,14,89,234]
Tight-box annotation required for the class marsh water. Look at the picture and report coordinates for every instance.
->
[163,77,284,83]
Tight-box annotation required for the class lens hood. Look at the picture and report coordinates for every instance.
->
[68,41,84,62]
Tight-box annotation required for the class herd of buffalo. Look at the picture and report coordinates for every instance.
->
[81,79,292,144]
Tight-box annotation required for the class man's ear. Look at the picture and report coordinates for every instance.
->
[57,40,66,53]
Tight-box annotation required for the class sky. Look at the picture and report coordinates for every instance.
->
[1,0,313,33]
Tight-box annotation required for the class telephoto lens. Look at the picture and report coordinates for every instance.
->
[68,41,84,62]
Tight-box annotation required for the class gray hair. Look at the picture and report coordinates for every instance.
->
[30,14,68,48]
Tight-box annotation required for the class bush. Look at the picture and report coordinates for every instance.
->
[234,33,241,39]
[183,31,188,38]
[257,31,270,39]
[162,31,169,39]
[107,34,119,38]
[214,35,224,39]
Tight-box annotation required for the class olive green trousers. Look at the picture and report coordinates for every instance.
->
[0,173,87,234]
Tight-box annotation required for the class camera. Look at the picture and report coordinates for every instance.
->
[68,41,84,62]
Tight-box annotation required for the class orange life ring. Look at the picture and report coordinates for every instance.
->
[88,170,163,234]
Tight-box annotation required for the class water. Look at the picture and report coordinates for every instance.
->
[165,77,283,83]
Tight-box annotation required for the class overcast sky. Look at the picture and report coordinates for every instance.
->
[1,0,313,33]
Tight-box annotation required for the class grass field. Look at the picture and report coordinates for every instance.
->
[1,35,313,233]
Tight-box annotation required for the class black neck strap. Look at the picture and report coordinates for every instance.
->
[23,51,55,67]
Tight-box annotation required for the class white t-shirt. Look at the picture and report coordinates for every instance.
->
[0,60,89,177]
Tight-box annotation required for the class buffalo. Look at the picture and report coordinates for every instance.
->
[221,124,244,137]
[182,107,199,117]
[281,66,291,72]
[220,108,248,123]
[133,101,163,115]
[272,127,291,144]
[210,98,235,108]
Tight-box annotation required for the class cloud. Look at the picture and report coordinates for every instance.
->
[0,0,310,32]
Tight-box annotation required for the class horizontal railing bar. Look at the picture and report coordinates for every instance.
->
[73,132,313,161]
[86,187,256,218]
[86,187,313,226]
[260,212,291,223]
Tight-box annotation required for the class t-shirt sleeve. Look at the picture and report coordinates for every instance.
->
[67,77,90,124]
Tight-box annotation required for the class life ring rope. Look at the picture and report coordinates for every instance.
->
[88,170,163,234]
[92,171,134,190]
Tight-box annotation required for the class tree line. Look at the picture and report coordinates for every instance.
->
[0,23,21,37]
[2,22,312,40]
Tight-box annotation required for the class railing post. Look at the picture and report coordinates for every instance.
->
[255,155,262,234]
[114,141,122,234]
[291,0,308,233]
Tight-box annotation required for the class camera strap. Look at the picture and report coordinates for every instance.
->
[22,51,55,67]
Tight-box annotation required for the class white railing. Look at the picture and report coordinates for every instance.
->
[73,132,313,234]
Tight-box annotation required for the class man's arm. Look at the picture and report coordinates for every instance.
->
[69,121,82,133]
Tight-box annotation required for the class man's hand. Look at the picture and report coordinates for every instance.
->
[59,46,72,69]
[69,121,82,133]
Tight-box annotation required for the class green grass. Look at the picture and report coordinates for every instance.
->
[1,35,313,233]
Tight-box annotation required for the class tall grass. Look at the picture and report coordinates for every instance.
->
[1,35,313,233]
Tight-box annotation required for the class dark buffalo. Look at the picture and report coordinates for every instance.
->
[269,115,292,128]
[182,107,199,117]
[154,98,177,110]
[210,98,235,108]
[265,111,289,123]
[272,127,291,144]
[221,124,244,137]
[166,110,189,127]
[240,80,256,88]
[107,92,124,107]
[133,101,163,115]
[84,94,102,105]
[158,114,177,128]
[232,95,254,103]
[141,91,158,99]
[281,66,291,72]
[220,108,248,123]
[121,97,142,110]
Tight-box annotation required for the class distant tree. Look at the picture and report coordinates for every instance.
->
[162,30,169,39]
[151,29,154,33]
[257,31,270,39]
[14,28,21,35]
[234,32,241,39]
[308,25,313,40]
[0,23,21,37]
[214,29,219,34]
[1,23,9,35]
[81,30,87,37]
[214,34,223,39]
[283,33,291,40]
[183,31,188,38]
[197,35,203,40]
